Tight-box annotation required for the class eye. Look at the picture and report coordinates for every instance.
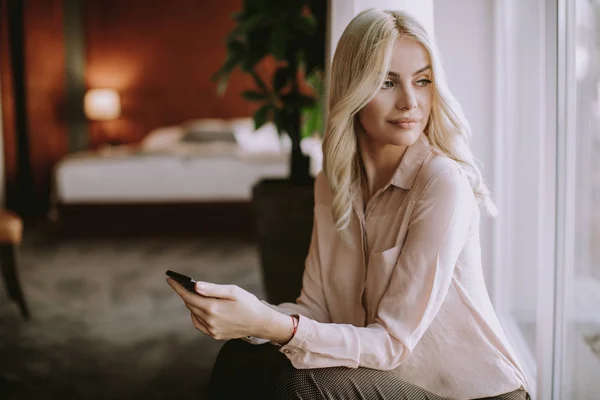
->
[381,80,395,89]
[415,79,433,87]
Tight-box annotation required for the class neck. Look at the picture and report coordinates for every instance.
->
[358,137,407,203]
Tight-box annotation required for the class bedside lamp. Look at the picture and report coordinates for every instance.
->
[84,89,121,120]
[84,89,121,146]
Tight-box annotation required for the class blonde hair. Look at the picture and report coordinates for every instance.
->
[322,8,497,234]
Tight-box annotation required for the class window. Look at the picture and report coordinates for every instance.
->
[556,0,600,398]
[494,0,600,398]
[492,1,548,396]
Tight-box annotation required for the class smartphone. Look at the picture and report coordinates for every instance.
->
[166,270,197,293]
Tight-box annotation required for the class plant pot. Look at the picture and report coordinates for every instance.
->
[252,178,315,305]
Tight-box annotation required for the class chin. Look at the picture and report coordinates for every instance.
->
[388,128,422,146]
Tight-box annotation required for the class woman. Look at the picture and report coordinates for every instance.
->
[167,8,530,400]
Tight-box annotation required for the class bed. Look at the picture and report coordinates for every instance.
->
[53,144,290,204]
[53,118,321,204]
[50,118,322,233]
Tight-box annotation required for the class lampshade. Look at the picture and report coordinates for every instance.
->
[84,89,121,120]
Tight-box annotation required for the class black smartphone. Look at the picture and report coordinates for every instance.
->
[166,270,197,293]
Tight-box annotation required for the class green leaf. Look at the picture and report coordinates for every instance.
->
[216,77,230,96]
[272,107,283,135]
[242,90,267,101]
[273,67,292,92]
[282,92,315,109]
[226,39,245,53]
[243,28,270,66]
[238,13,265,34]
[217,0,327,148]
[211,56,238,83]
[241,55,262,73]
[293,14,317,35]
[225,24,246,41]
[299,94,316,108]
[230,11,243,21]
[269,24,287,60]
[211,55,240,95]
[301,97,324,139]
[244,0,266,11]
[306,67,325,97]
[250,70,269,94]
[274,106,301,137]
[253,104,272,130]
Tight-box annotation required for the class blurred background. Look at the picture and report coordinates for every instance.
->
[0,0,598,399]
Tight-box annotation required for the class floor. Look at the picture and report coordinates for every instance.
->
[0,221,266,399]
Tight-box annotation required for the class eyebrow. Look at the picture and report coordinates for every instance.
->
[387,65,432,78]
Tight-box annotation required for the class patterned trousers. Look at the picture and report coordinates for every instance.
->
[207,339,530,400]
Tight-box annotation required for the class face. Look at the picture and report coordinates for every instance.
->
[357,36,433,148]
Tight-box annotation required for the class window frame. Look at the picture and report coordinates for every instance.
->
[491,0,561,398]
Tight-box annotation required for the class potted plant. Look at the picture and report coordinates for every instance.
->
[213,0,326,304]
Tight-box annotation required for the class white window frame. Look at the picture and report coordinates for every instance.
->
[493,0,600,398]
[492,0,561,399]
[552,0,570,397]
[553,0,600,398]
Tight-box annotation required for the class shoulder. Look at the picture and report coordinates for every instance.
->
[418,152,461,184]
[415,153,474,204]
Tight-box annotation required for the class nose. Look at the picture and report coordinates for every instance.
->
[396,84,417,110]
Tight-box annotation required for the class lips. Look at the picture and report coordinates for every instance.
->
[389,117,420,129]
[389,118,420,124]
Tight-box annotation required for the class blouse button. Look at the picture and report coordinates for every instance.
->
[283,349,294,355]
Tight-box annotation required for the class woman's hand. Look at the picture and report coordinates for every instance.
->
[167,277,279,341]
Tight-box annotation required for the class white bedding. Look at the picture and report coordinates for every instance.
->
[54,147,321,204]
[53,119,323,204]
[53,150,290,203]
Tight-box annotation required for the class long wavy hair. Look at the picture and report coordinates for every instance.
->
[322,8,497,234]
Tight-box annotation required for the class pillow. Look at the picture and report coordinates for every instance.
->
[182,118,229,132]
[230,118,282,153]
[181,130,237,143]
[181,118,236,143]
[140,125,185,151]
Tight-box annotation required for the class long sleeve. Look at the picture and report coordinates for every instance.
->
[278,166,477,370]
[242,175,331,345]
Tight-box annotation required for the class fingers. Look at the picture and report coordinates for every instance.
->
[167,278,192,300]
[185,302,209,320]
[190,311,211,336]
[168,278,235,335]
[168,278,218,318]
[194,282,239,300]
[168,277,240,302]
[167,278,208,305]
[167,279,229,340]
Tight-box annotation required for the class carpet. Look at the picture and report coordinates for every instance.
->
[0,223,266,399]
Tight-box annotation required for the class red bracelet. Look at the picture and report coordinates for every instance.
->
[290,314,299,338]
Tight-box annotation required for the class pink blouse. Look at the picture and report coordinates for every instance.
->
[246,133,528,399]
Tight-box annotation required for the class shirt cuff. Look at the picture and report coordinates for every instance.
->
[243,302,300,346]
[241,336,271,345]
[278,313,312,358]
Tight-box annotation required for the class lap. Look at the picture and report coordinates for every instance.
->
[208,339,445,400]
[207,339,284,399]
[208,339,528,400]
[274,361,445,400]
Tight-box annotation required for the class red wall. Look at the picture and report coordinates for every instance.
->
[24,0,69,199]
[84,0,258,145]
[0,0,18,191]
[1,0,68,204]
[3,0,258,205]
